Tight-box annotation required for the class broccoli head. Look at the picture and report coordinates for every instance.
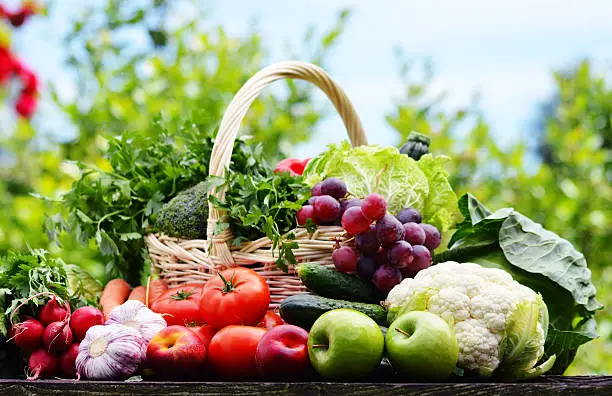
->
[155,182,209,239]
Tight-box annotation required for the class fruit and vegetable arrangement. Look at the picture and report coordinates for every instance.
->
[0,131,601,383]
[0,62,602,384]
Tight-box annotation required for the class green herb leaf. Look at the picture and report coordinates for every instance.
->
[0,250,101,336]
[210,168,310,272]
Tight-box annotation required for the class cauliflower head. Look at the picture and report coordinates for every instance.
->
[385,261,555,380]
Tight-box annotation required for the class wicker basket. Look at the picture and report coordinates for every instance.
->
[145,61,368,308]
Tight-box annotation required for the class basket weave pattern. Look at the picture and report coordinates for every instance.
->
[146,61,368,307]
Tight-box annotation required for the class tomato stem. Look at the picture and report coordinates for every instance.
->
[171,289,194,301]
[217,271,245,293]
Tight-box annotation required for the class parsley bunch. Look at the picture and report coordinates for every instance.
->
[209,170,311,271]
[46,115,278,284]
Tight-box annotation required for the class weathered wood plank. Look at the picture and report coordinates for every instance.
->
[0,377,611,396]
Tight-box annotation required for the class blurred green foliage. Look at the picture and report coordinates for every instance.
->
[0,0,609,374]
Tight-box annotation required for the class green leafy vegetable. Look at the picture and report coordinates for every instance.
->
[209,169,310,271]
[303,141,458,231]
[45,115,267,284]
[0,249,101,336]
[436,193,602,373]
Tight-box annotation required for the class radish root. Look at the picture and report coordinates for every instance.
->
[9,292,66,326]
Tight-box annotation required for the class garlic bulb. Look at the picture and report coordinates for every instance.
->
[106,300,166,343]
[76,324,146,380]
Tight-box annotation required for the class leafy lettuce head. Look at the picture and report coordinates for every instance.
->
[303,141,458,231]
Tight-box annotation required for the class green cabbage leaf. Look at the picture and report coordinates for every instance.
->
[303,141,458,232]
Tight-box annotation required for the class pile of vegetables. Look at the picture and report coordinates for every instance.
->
[2,123,601,382]
[8,296,106,380]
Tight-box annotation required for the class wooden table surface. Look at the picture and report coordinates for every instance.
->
[0,376,611,395]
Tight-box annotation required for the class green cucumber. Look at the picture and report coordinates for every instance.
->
[297,263,384,303]
[279,293,387,330]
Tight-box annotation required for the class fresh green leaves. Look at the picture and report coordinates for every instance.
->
[437,193,602,373]
[210,169,310,272]
[303,141,458,231]
[416,154,459,233]
[45,115,266,284]
[499,213,601,312]
[0,249,101,336]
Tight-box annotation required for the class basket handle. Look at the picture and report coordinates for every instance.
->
[206,61,367,248]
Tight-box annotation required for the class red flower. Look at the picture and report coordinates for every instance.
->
[18,66,38,95]
[0,47,16,85]
[15,93,37,119]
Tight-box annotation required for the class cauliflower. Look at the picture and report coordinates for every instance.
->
[385,261,556,380]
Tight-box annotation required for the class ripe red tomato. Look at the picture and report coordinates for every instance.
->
[151,283,205,326]
[257,311,284,330]
[208,326,266,380]
[189,324,216,348]
[200,267,270,329]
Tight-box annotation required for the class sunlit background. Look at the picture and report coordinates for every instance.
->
[1,0,611,375]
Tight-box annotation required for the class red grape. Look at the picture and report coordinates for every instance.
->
[313,195,341,223]
[340,198,363,215]
[332,246,359,273]
[311,182,323,196]
[355,225,380,255]
[375,214,405,247]
[308,196,318,205]
[403,222,426,245]
[356,255,379,280]
[375,248,390,267]
[372,265,402,293]
[396,208,422,224]
[419,223,441,251]
[402,245,432,278]
[341,207,372,235]
[321,178,347,199]
[387,241,413,268]
[296,205,314,226]
[361,193,387,221]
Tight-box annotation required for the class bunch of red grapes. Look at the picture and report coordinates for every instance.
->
[296,177,442,294]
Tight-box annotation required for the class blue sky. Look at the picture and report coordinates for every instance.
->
[210,0,612,157]
[4,0,612,158]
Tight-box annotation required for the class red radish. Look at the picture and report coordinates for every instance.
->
[10,318,44,351]
[39,296,70,326]
[59,343,80,378]
[27,349,59,380]
[70,306,105,341]
[43,320,73,352]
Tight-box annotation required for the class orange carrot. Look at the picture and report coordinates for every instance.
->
[146,278,168,308]
[100,279,131,318]
[128,286,147,304]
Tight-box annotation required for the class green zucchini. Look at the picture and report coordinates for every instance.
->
[297,263,384,303]
[279,293,387,330]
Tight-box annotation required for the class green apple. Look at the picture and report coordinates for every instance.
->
[385,311,458,381]
[308,309,384,381]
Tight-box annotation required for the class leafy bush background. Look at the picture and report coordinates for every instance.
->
[0,1,609,374]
